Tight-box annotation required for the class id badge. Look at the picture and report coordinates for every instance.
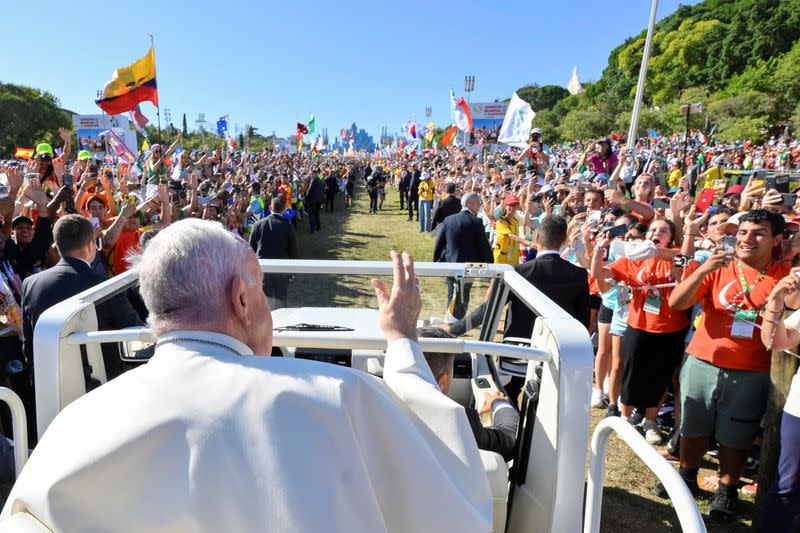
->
[643,292,662,314]
[731,310,757,339]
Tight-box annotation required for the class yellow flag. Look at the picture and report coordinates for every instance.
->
[141,138,150,152]
[101,47,157,99]
[425,121,435,142]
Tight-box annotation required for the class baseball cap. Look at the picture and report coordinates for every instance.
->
[11,215,34,228]
[724,185,745,197]
[36,143,54,157]
[504,194,521,207]
[77,150,93,160]
[531,128,542,135]
[445,183,457,194]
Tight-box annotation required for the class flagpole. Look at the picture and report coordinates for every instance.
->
[149,33,162,144]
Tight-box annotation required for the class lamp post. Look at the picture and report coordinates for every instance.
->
[626,0,658,159]
[463,76,475,147]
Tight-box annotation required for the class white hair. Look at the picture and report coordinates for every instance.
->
[461,192,480,209]
[129,218,259,335]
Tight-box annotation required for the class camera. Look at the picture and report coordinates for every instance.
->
[673,254,690,268]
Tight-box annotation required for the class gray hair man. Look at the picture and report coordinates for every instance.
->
[433,191,493,320]
[3,219,492,532]
[418,327,519,461]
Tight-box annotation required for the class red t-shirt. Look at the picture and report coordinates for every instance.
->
[608,256,689,333]
[685,260,790,372]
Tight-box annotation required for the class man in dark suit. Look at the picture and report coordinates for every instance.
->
[305,173,324,233]
[419,327,519,461]
[323,171,339,213]
[249,197,297,309]
[399,165,411,211]
[449,214,590,401]
[433,193,493,320]
[21,214,143,442]
[407,165,421,222]
[431,183,462,232]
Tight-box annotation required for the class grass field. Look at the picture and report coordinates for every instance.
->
[290,183,756,533]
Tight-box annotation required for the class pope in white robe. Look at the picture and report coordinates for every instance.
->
[0,220,491,533]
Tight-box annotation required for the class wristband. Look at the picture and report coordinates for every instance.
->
[491,399,513,414]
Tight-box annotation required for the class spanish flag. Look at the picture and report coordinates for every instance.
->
[96,46,158,115]
[14,147,34,159]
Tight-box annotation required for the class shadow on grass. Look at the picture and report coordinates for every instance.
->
[599,486,754,533]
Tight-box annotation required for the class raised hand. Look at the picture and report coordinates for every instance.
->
[371,251,422,343]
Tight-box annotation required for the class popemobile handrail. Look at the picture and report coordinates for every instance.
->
[65,328,553,361]
[584,417,706,533]
[0,387,28,479]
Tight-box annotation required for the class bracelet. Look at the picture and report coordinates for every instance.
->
[684,232,700,237]
[765,307,784,313]
[763,319,780,326]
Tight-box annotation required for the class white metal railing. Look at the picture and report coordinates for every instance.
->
[65,328,553,362]
[584,417,706,533]
[0,387,28,478]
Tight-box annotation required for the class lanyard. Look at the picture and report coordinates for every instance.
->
[735,260,770,310]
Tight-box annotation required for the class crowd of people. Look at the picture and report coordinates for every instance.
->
[0,126,799,529]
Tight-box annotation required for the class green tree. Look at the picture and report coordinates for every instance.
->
[515,84,570,112]
[0,82,71,157]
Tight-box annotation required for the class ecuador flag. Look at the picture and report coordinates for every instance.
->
[96,46,158,115]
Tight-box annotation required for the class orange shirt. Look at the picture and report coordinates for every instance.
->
[607,256,689,333]
[685,260,790,372]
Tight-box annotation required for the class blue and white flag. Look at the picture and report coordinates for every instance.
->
[217,115,229,135]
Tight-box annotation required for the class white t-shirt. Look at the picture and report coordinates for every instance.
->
[778,310,800,418]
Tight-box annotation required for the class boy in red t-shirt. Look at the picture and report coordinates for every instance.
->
[663,209,800,520]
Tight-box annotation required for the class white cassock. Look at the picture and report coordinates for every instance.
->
[1,331,492,532]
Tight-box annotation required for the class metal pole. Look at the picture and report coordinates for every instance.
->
[626,0,658,158]
[682,108,691,171]
[150,33,162,144]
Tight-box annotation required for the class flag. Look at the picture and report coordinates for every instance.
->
[648,128,661,139]
[297,134,303,152]
[141,138,150,152]
[308,114,315,134]
[129,106,149,138]
[174,145,183,156]
[54,147,63,157]
[96,46,158,115]
[410,123,417,139]
[453,98,473,133]
[341,128,348,139]
[297,122,309,135]
[311,144,318,160]
[498,92,536,148]
[449,87,457,125]
[424,121,435,142]
[441,125,458,147]
[100,130,136,164]
[217,115,229,135]
[226,132,236,151]
[14,147,34,159]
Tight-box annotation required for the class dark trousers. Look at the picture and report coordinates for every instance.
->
[369,190,379,213]
[399,188,408,210]
[759,411,800,533]
[263,275,290,310]
[408,195,419,220]
[308,203,321,232]
[324,192,336,212]
[445,278,472,320]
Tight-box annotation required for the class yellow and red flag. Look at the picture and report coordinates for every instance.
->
[96,46,158,115]
[441,125,459,147]
[14,147,34,159]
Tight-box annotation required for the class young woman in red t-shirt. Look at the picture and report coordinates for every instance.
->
[592,217,689,443]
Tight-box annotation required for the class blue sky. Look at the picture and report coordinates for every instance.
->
[1,0,699,141]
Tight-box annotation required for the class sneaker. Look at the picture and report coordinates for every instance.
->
[628,408,645,426]
[605,404,620,418]
[591,388,606,408]
[643,419,664,445]
[654,468,700,498]
[709,484,738,521]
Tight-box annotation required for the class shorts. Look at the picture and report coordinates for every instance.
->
[598,305,613,325]
[679,355,769,450]
[620,326,685,408]
[590,294,602,311]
